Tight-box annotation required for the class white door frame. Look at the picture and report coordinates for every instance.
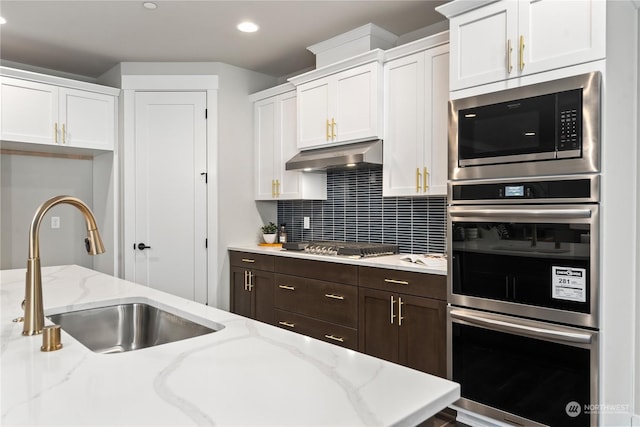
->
[121,75,218,304]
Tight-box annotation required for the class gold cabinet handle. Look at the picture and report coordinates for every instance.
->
[519,35,525,72]
[423,166,429,191]
[390,296,396,324]
[279,321,295,328]
[247,271,253,291]
[278,284,295,291]
[416,168,421,193]
[241,258,255,264]
[384,278,409,286]
[244,271,253,291]
[507,39,513,73]
[324,293,344,300]
[61,123,66,144]
[326,119,331,141]
[324,334,344,343]
[54,123,59,143]
[331,118,336,139]
[243,270,248,291]
[275,179,280,197]
[271,180,275,197]
[398,297,404,326]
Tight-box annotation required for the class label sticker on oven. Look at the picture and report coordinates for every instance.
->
[552,266,587,302]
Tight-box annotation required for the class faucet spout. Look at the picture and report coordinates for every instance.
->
[23,196,105,336]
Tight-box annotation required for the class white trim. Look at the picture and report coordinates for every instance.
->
[288,49,385,86]
[206,88,219,307]
[0,66,120,96]
[249,82,295,102]
[307,23,399,55]
[435,0,500,19]
[121,74,218,90]
[384,31,449,62]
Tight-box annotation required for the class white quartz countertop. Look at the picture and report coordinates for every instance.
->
[1,265,459,426]
[228,244,448,275]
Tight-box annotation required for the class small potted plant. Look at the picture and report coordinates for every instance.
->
[261,222,278,244]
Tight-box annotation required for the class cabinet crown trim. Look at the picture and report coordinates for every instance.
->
[249,83,295,102]
[384,31,449,62]
[288,49,385,86]
[0,66,120,96]
[435,0,500,18]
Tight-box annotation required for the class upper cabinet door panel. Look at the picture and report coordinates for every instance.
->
[519,0,605,76]
[59,87,115,150]
[297,80,330,150]
[333,62,379,143]
[1,77,58,145]
[450,1,517,91]
[254,98,278,199]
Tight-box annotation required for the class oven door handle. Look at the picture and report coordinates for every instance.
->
[450,309,593,344]
[450,208,592,221]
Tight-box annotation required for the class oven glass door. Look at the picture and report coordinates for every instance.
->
[449,205,598,327]
[450,307,597,427]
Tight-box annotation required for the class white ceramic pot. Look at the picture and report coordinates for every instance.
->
[263,233,277,244]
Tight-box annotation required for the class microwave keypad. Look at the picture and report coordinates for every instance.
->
[559,109,579,149]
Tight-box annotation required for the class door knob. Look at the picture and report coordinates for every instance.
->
[136,243,151,250]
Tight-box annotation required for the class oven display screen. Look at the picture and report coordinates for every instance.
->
[505,185,525,197]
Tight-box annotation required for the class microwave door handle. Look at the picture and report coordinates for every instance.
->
[450,309,593,344]
[450,208,592,221]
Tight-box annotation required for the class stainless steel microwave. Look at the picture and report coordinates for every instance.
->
[448,72,601,181]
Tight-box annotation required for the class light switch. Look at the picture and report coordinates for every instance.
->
[303,216,310,229]
[51,216,60,229]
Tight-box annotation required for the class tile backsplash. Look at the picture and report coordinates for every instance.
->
[277,166,446,254]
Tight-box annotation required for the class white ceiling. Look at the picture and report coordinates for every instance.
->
[0,0,449,80]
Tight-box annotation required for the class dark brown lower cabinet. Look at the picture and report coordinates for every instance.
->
[229,251,275,324]
[358,267,447,377]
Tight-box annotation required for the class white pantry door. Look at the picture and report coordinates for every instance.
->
[133,91,207,301]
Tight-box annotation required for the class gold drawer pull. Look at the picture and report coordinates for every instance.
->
[279,285,295,291]
[324,334,344,343]
[241,258,255,263]
[324,293,344,300]
[384,278,409,286]
[278,321,295,328]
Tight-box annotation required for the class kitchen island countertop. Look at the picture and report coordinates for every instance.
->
[228,244,447,275]
[1,265,458,426]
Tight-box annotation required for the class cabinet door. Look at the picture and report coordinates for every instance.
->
[449,0,518,90]
[254,97,278,199]
[423,45,449,196]
[59,88,115,150]
[297,79,330,149]
[397,294,446,377]
[518,0,605,76]
[382,52,425,197]
[0,77,58,145]
[230,267,253,318]
[333,62,380,143]
[358,287,398,364]
[252,269,274,324]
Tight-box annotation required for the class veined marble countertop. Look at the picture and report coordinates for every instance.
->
[1,265,459,426]
[228,244,448,275]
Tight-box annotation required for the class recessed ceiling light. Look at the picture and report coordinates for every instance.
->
[237,21,259,33]
[0,16,7,25]
[143,2,157,10]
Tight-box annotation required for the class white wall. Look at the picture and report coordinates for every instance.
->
[636,6,640,425]
[0,153,94,270]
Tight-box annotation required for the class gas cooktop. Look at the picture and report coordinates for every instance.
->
[282,240,399,258]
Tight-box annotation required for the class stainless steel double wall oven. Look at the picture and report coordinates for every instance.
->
[447,72,601,427]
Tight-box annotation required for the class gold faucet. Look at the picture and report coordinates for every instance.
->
[22,195,105,336]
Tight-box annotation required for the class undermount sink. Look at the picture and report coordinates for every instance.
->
[47,300,221,354]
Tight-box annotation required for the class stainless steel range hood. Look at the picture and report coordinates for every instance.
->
[285,139,383,171]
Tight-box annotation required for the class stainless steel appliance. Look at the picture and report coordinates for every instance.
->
[448,71,601,181]
[447,175,599,426]
[282,240,399,258]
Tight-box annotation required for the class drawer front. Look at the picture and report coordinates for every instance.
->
[274,274,357,327]
[274,309,358,350]
[275,257,357,286]
[229,251,274,271]
[358,266,446,300]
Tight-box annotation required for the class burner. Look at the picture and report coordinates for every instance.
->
[283,241,398,258]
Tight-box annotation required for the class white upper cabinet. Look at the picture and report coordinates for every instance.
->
[253,86,326,201]
[0,69,117,152]
[442,0,606,91]
[293,58,383,150]
[383,39,449,197]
